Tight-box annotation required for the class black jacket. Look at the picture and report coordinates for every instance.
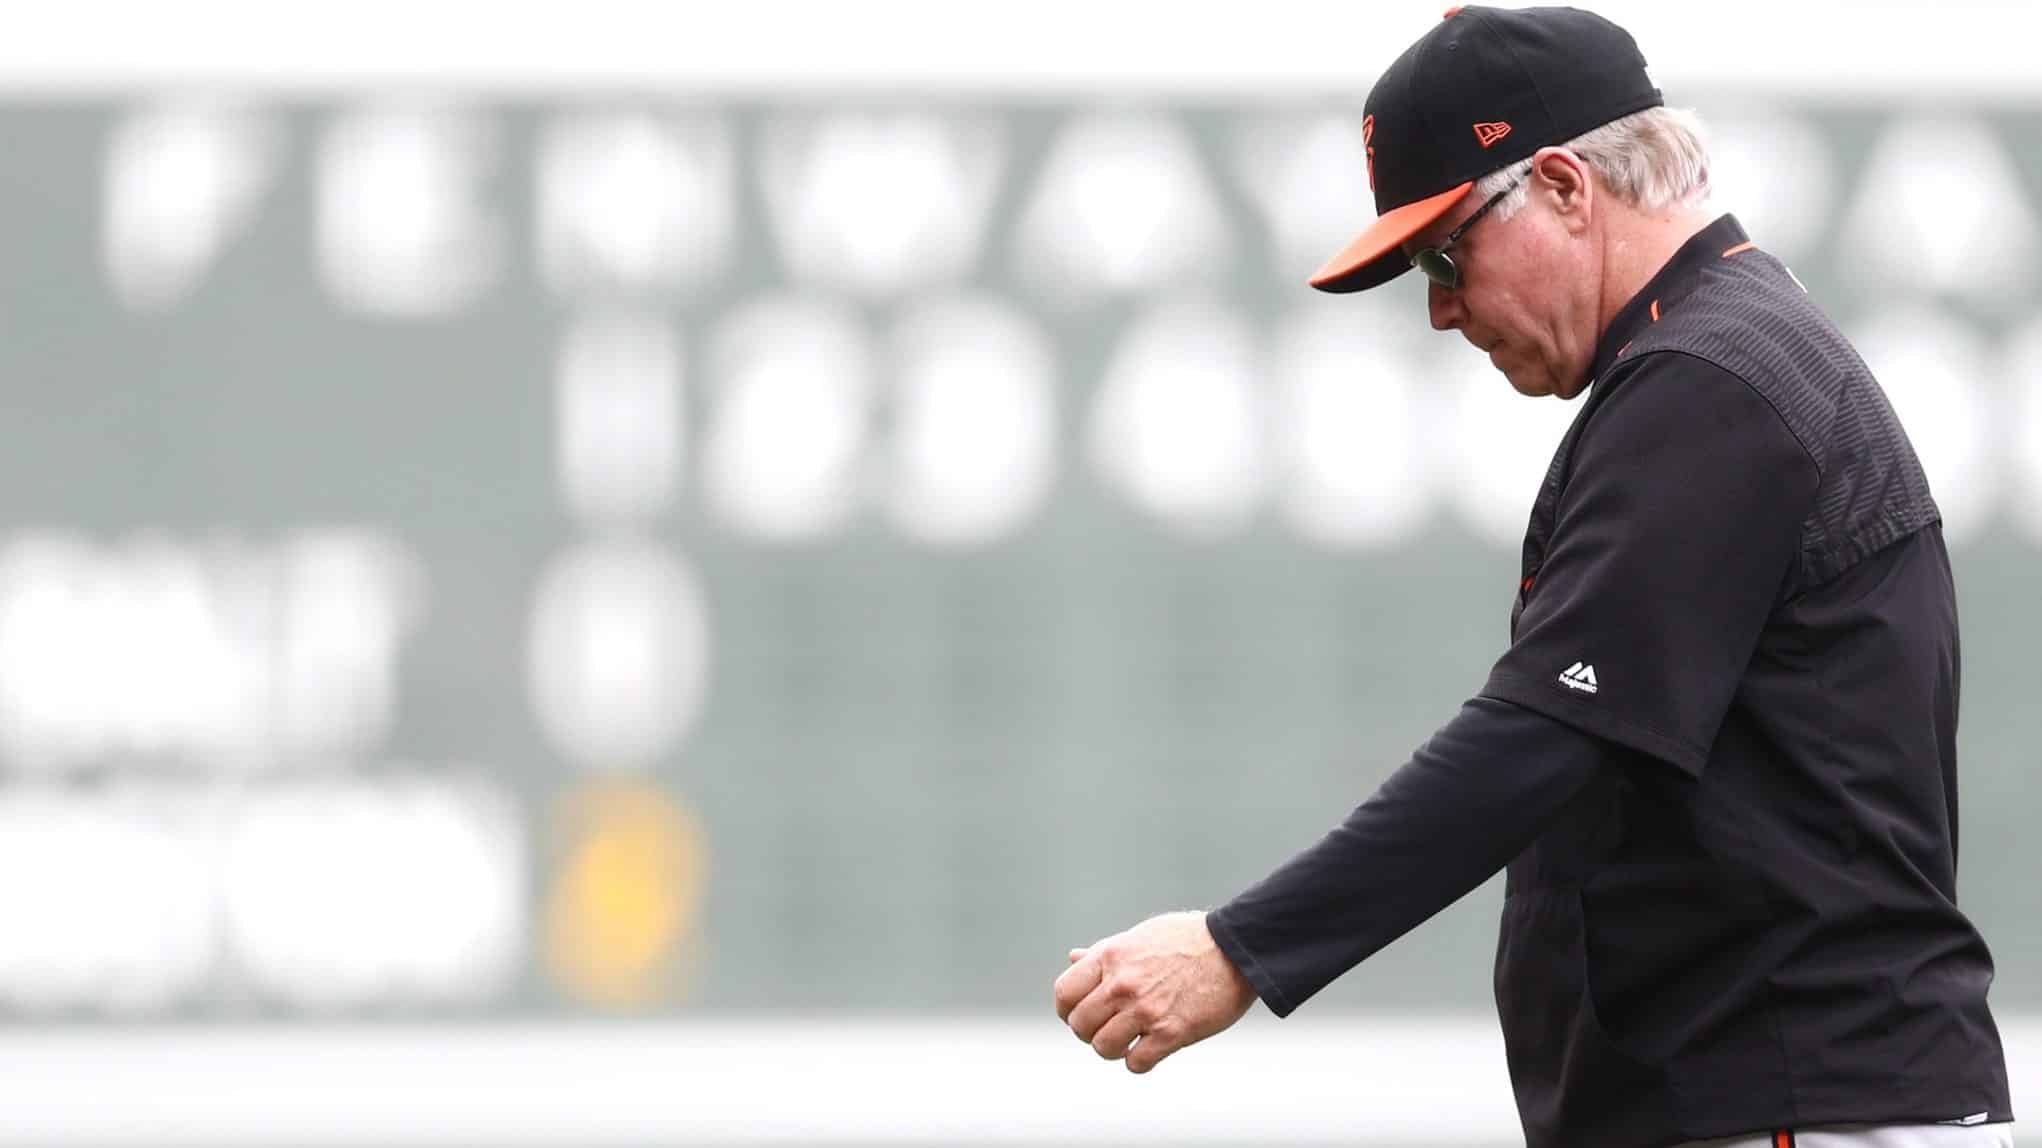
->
[1208,216,2011,1148]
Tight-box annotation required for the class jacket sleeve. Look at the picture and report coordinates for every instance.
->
[1204,697,1611,1016]
[1479,352,1818,776]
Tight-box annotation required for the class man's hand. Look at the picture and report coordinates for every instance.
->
[1052,910,1257,1074]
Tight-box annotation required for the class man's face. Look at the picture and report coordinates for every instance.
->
[1402,183,1596,399]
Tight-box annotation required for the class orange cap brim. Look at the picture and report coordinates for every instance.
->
[1308,181,1475,293]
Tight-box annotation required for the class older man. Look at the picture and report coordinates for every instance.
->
[1052,7,2015,1148]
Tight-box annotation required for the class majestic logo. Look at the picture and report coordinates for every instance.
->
[1473,121,1513,148]
[1363,114,1377,192]
[1558,662,1599,694]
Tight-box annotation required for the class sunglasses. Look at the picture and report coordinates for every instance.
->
[1410,178,1522,290]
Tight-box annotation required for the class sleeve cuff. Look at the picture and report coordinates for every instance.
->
[1204,907,1299,1019]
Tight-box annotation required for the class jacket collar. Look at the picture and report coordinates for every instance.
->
[1587,213,1751,387]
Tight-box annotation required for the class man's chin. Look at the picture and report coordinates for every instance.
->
[1499,364,1554,398]
[1494,361,1585,400]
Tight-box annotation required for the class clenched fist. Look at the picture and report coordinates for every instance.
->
[1052,910,1258,1074]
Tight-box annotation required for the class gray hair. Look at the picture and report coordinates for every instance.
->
[1474,106,1711,221]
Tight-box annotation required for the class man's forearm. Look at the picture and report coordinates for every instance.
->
[1204,697,1610,1015]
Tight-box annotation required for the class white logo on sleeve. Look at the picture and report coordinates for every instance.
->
[1558,661,1599,694]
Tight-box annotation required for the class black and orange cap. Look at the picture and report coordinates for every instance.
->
[1311,5,1663,293]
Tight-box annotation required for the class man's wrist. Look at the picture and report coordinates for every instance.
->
[1203,908,1275,1013]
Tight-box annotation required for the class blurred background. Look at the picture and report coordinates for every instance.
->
[0,0,2037,1143]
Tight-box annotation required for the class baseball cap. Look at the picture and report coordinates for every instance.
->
[1310,5,1663,293]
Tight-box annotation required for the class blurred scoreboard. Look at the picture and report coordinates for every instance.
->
[0,98,2038,1022]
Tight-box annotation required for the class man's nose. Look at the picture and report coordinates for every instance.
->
[1427,278,1464,331]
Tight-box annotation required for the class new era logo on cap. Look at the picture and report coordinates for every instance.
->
[1472,121,1512,148]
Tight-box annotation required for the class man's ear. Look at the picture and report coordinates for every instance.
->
[1532,147,1593,234]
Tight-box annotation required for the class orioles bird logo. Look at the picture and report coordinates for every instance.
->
[1363,114,1377,191]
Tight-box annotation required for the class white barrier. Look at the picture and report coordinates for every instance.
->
[0,1014,2033,1144]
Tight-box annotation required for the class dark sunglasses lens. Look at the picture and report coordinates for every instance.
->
[1412,249,1458,289]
